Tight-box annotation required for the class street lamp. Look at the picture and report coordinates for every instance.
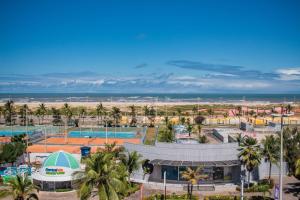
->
[271,111,293,200]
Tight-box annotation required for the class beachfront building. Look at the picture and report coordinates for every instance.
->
[32,151,82,191]
[125,142,241,186]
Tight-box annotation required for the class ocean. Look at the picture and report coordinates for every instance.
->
[0,93,299,103]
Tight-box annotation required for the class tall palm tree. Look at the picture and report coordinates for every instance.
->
[121,151,141,179]
[176,108,182,122]
[238,136,262,186]
[79,107,86,125]
[61,103,73,125]
[128,105,137,126]
[286,104,292,114]
[0,174,39,200]
[96,103,105,125]
[192,106,198,124]
[38,103,47,125]
[74,152,127,200]
[4,100,16,126]
[181,166,207,200]
[19,104,29,126]
[111,107,121,127]
[102,141,124,157]
[261,135,280,181]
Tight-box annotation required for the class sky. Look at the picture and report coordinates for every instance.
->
[0,0,300,93]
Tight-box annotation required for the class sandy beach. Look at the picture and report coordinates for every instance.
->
[0,100,294,109]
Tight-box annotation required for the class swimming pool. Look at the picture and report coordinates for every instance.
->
[0,130,33,137]
[68,131,136,138]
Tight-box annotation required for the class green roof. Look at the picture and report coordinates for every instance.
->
[43,151,80,169]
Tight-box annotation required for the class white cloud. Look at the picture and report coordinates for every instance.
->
[276,68,300,81]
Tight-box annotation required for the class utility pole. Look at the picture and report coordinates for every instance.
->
[164,171,167,200]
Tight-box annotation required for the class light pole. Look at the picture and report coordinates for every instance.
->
[240,167,246,200]
[272,110,293,200]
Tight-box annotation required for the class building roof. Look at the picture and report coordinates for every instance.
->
[124,142,240,163]
[150,159,240,167]
[43,151,80,169]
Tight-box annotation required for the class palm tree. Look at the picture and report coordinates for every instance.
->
[102,141,125,158]
[261,135,280,181]
[286,104,292,114]
[0,174,39,200]
[121,151,141,179]
[187,123,193,137]
[207,108,214,117]
[111,107,121,127]
[238,136,262,186]
[61,103,73,125]
[75,152,127,200]
[79,107,86,125]
[192,106,198,124]
[128,105,137,127]
[176,108,182,122]
[96,103,105,125]
[4,100,16,126]
[38,103,47,125]
[19,104,29,126]
[181,166,207,200]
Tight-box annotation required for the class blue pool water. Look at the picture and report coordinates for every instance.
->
[0,130,33,137]
[68,131,136,138]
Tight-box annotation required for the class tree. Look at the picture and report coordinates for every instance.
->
[111,107,121,127]
[19,104,29,126]
[51,107,63,126]
[75,152,127,200]
[0,142,25,165]
[128,105,137,127]
[101,141,125,158]
[181,167,207,200]
[4,100,16,126]
[96,103,105,125]
[61,103,73,125]
[238,136,262,186]
[283,127,300,175]
[286,104,292,114]
[158,123,174,143]
[0,174,39,200]
[261,135,280,181]
[192,106,198,124]
[79,107,87,125]
[121,151,141,179]
[176,108,182,122]
[36,104,47,125]
[187,123,193,137]
[207,108,214,117]
[194,115,205,125]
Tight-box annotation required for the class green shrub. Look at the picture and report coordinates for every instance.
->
[236,179,273,193]
[55,188,73,192]
[144,193,198,200]
[204,195,239,200]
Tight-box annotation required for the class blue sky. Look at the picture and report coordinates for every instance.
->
[0,0,300,93]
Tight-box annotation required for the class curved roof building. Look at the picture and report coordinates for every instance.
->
[32,151,81,191]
